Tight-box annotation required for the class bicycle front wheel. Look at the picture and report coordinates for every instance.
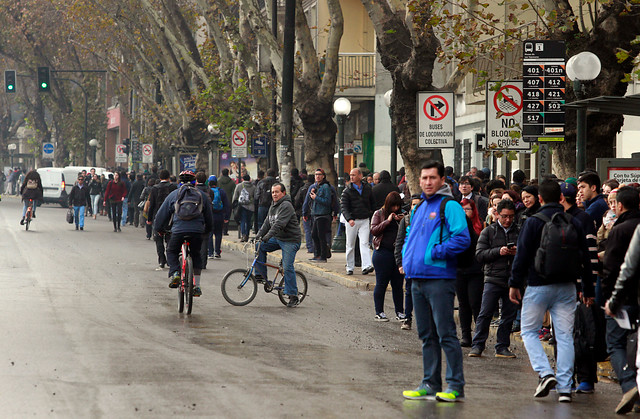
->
[278,271,308,306]
[221,269,257,306]
[178,256,185,313]
[185,256,194,315]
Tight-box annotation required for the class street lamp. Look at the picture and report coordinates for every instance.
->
[332,97,351,253]
[384,89,397,183]
[566,51,601,174]
[89,138,98,167]
[207,123,221,176]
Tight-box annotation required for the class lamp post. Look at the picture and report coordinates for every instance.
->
[331,97,351,253]
[207,123,220,176]
[384,89,397,182]
[566,51,601,174]
[89,138,98,167]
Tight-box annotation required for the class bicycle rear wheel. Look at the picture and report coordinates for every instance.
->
[185,256,194,315]
[25,208,31,231]
[278,271,308,306]
[221,269,257,306]
[178,256,185,313]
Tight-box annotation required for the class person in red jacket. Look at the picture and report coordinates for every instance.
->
[104,171,128,232]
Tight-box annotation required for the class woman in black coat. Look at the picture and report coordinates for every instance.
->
[20,170,43,224]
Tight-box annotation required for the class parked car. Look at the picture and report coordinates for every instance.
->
[37,168,67,207]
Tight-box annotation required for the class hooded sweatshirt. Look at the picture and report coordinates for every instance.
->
[256,194,301,243]
[401,184,470,280]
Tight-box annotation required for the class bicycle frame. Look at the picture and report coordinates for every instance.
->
[242,242,283,289]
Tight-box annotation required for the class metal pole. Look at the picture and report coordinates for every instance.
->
[270,0,278,171]
[388,108,397,183]
[83,93,88,166]
[331,115,346,253]
[574,80,586,174]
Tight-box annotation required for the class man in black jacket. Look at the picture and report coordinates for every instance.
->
[602,186,640,413]
[68,174,91,231]
[469,199,519,358]
[128,174,146,227]
[458,176,489,221]
[340,168,375,275]
[372,170,399,210]
[146,169,178,270]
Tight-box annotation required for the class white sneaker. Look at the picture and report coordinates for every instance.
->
[396,312,407,321]
[374,312,389,322]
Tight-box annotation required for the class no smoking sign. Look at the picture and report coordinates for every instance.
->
[231,129,248,158]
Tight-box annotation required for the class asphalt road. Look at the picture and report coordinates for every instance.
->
[0,197,623,417]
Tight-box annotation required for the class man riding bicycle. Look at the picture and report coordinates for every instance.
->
[254,182,302,307]
[154,170,214,296]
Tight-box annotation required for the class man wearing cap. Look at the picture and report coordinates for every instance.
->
[560,181,602,394]
[207,175,230,259]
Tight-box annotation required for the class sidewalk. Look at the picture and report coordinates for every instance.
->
[221,234,377,291]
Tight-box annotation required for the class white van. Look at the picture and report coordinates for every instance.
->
[37,168,68,206]
[62,166,111,196]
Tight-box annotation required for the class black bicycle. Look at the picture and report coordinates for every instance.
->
[221,241,308,306]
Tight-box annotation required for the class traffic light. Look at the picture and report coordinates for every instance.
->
[37,67,50,92]
[122,138,130,154]
[4,70,16,93]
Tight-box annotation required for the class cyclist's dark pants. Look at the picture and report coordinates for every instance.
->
[166,232,203,277]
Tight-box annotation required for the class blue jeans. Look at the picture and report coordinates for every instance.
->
[257,206,269,232]
[121,197,128,226]
[73,206,86,227]
[606,312,637,393]
[411,278,464,393]
[22,201,37,217]
[239,207,253,237]
[91,194,100,216]
[303,217,314,252]
[255,238,300,296]
[520,283,576,392]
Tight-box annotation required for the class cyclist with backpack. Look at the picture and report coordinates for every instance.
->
[509,180,594,403]
[206,175,230,259]
[154,170,214,296]
[19,170,43,225]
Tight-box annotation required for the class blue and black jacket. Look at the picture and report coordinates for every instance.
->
[402,184,470,280]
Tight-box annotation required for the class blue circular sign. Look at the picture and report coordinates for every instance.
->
[43,143,54,154]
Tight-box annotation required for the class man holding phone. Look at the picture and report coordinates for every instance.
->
[469,199,520,358]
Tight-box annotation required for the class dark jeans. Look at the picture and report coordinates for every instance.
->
[312,215,332,259]
[455,274,484,340]
[257,205,269,233]
[372,248,404,315]
[166,232,203,277]
[110,202,123,229]
[200,232,209,269]
[303,217,314,252]
[404,277,413,321]
[146,222,153,239]
[154,230,171,266]
[472,283,518,352]
[606,313,637,393]
[239,207,253,237]
[412,278,465,393]
[207,219,224,256]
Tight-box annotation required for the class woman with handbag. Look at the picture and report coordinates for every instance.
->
[103,172,127,232]
[370,191,405,322]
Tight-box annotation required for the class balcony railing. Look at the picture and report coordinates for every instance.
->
[470,22,540,93]
[337,53,376,89]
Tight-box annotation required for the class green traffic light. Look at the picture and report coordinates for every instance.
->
[7,85,14,90]
[41,82,48,89]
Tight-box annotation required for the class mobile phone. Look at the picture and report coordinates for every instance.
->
[507,242,515,249]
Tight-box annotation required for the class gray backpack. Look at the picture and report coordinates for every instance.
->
[174,184,203,220]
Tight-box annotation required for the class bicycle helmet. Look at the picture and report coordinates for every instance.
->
[179,170,196,183]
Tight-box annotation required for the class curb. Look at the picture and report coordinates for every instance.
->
[221,238,374,291]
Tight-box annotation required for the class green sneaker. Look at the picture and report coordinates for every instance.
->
[168,272,181,288]
[402,385,437,400]
[435,389,464,402]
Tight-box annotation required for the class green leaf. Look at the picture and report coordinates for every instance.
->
[616,48,630,63]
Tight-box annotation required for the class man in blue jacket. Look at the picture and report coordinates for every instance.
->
[154,170,214,297]
[401,161,470,403]
[509,180,594,403]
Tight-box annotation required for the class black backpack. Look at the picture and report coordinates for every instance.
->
[155,182,176,207]
[532,212,581,280]
[174,184,203,221]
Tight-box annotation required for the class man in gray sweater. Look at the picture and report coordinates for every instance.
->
[255,182,302,307]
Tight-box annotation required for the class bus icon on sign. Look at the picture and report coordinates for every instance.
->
[525,42,533,53]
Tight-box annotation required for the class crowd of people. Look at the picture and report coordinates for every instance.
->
[13,159,640,411]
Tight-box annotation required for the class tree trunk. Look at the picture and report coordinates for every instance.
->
[298,99,338,185]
